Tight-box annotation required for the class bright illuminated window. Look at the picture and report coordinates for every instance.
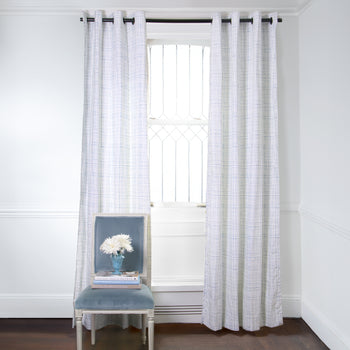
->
[148,44,210,204]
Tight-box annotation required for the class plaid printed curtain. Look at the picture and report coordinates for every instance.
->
[202,12,283,331]
[74,11,149,330]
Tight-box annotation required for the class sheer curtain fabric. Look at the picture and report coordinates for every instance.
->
[74,11,149,330]
[202,12,282,331]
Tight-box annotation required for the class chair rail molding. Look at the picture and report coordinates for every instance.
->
[281,201,299,213]
[0,209,78,219]
[0,201,299,219]
[300,206,350,241]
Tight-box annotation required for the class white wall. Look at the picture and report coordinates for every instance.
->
[0,14,83,316]
[0,12,301,321]
[299,0,350,349]
[277,16,301,314]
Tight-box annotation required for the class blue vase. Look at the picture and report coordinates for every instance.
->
[111,253,125,275]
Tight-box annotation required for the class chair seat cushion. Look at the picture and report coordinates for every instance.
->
[75,284,154,310]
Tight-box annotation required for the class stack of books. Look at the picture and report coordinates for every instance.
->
[92,271,141,289]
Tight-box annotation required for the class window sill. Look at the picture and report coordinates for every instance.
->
[151,202,206,208]
[151,284,204,293]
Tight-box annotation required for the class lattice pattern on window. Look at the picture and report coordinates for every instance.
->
[148,44,209,203]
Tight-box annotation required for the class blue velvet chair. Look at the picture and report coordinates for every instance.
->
[74,214,154,350]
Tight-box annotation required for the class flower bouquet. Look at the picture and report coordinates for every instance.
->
[100,234,133,274]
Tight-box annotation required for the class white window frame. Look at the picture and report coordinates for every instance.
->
[147,24,210,288]
[147,22,211,208]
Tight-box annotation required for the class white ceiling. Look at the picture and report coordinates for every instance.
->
[0,0,312,14]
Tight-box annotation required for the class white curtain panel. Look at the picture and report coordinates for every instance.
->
[74,11,149,330]
[202,12,282,331]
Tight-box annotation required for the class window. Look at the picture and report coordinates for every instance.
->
[148,42,209,286]
[148,44,210,205]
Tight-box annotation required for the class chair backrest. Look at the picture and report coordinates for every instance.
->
[91,214,151,286]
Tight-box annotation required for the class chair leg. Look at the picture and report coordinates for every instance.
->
[148,310,154,350]
[142,314,147,344]
[91,314,96,345]
[75,310,83,350]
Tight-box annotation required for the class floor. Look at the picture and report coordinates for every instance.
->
[0,318,329,350]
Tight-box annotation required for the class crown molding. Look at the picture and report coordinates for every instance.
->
[295,0,313,16]
[0,0,309,16]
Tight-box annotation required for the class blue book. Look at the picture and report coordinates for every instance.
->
[93,276,140,285]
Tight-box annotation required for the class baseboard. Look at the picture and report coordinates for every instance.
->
[0,294,74,318]
[0,292,300,320]
[282,295,301,318]
[302,299,350,350]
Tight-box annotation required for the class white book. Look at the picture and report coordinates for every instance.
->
[95,271,139,281]
[91,283,141,289]
[93,277,140,285]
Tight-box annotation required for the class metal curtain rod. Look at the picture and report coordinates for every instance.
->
[80,17,283,24]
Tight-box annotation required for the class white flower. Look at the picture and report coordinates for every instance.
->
[100,234,133,255]
[99,237,118,255]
